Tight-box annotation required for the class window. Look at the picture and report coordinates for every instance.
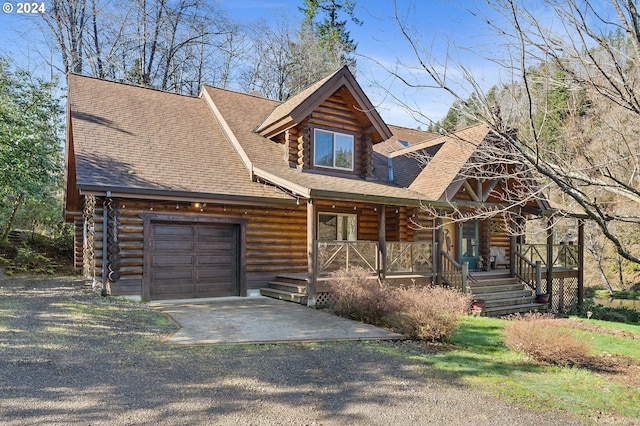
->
[314,129,354,170]
[318,213,357,241]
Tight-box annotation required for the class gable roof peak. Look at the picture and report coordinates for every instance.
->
[255,66,392,142]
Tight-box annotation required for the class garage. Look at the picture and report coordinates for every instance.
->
[147,222,240,300]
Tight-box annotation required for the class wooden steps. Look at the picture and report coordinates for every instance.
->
[259,274,308,305]
[469,271,546,317]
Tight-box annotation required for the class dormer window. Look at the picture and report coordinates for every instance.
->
[314,129,354,171]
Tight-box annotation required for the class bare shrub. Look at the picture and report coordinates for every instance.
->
[383,285,472,342]
[328,267,388,324]
[504,313,594,367]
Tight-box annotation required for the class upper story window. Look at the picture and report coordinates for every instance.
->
[314,129,354,171]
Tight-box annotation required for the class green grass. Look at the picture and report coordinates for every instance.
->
[376,316,640,420]
[572,317,640,335]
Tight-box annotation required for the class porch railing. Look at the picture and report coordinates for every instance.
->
[317,241,434,277]
[385,242,433,275]
[317,241,378,276]
[518,244,579,269]
[514,251,541,293]
[440,251,472,291]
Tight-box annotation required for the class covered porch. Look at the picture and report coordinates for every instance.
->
[261,198,585,316]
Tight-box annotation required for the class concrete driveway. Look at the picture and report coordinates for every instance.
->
[151,296,403,345]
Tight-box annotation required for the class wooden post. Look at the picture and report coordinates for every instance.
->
[307,199,316,307]
[578,219,585,309]
[546,217,554,304]
[378,205,386,279]
[535,260,542,295]
[461,261,469,293]
[435,215,443,286]
[509,214,517,276]
[482,219,491,271]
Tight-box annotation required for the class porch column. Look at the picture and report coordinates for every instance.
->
[546,217,554,301]
[307,199,316,307]
[435,214,443,286]
[578,219,585,309]
[378,205,386,279]
[482,219,490,271]
[509,214,517,276]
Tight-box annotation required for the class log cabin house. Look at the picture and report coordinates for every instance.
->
[64,66,583,316]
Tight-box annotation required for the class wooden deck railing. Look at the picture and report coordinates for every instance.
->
[385,242,433,275]
[317,241,378,276]
[518,244,579,269]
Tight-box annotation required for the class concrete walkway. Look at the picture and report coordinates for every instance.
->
[151,296,403,345]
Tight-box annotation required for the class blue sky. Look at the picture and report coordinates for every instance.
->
[0,0,504,128]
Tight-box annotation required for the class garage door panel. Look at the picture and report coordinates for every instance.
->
[153,240,194,251]
[197,227,234,238]
[153,255,194,267]
[149,222,239,300]
[152,268,194,280]
[152,284,195,296]
[197,255,233,266]
[196,268,235,279]
[197,242,234,251]
[154,225,194,237]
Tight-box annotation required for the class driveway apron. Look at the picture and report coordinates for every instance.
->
[151,296,403,345]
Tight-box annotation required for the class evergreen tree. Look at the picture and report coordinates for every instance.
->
[299,0,362,69]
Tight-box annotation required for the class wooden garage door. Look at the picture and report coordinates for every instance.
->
[149,223,239,300]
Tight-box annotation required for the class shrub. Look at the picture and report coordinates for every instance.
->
[504,313,593,367]
[328,267,388,324]
[383,285,472,341]
[328,267,472,342]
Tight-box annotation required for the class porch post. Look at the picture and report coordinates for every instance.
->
[306,199,316,307]
[578,219,585,309]
[378,205,386,279]
[482,219,490,271]
[435,214,443,286]
[509,214,517,276]
[546,217,554,304]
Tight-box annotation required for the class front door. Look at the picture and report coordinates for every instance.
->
[459,220,478,270]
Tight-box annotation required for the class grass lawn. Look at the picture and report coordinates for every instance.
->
[377,316,640,421]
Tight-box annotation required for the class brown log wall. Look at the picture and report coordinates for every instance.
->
[84,198,307,297]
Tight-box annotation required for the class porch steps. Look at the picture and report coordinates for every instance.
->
[468,272,546,317]
[259,274,308,305]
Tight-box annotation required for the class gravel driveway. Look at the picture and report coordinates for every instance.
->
[0,275,593,425]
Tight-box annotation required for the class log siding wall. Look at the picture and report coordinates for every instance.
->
[83,198,307,297]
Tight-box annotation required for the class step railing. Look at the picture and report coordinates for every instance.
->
[514,251,542,293]
[440,251,474,292]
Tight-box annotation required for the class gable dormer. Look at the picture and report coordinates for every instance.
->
[255,66,392,179]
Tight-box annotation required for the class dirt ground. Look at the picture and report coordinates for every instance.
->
[0,275,623,425]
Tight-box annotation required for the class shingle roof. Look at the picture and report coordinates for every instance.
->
[205,85,429,204]
[255,66,392,142]
[67,74,513,208]
[67,74,290,201]
[406,125,491,200]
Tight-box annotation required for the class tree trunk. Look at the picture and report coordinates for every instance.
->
[1,193,24,242]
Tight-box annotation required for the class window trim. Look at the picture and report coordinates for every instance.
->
[313,128,355,171]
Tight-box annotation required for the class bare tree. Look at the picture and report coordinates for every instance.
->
[382,0,640,266]
[43,0,241,93]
